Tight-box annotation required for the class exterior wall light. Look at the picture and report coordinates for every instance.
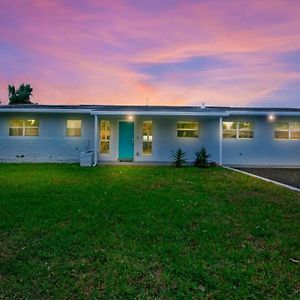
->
[268,114,275,122]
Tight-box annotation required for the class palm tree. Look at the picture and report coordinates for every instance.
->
[8,84,33,104]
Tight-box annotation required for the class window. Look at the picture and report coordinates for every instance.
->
[222,122,237,139]
[67,120,81,137]
[100,120,110,154]
[238,122,254,139]
[274,122,289,139]
[291,122,300,140]
[275,122,300,140]
[9,119,39,136]
[143,121,152,155]
[177,122,199,138]
[223,121,254,139]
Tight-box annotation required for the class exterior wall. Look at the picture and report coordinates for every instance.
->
[0,113,94,162]
[0,111,299,166]
[98,116,221,163]
[223,115,300,166]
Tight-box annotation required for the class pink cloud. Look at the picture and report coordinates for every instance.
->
[0,0,300,106]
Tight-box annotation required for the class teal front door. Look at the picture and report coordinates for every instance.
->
[118,121,134,161]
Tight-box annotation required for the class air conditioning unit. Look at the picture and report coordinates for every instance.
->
[80,151,94,167]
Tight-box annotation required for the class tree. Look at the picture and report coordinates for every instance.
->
[8,84,33,105]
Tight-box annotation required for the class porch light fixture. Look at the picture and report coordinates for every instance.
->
[128,115,133,121]
[268,114,275,122]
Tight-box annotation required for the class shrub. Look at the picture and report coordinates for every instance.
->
[194,147,210,168]
[171,148,186,168]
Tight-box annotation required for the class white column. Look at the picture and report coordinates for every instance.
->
[94,114,98,166]
[219,116,223,166]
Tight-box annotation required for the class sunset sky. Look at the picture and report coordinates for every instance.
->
[0,0,300,107]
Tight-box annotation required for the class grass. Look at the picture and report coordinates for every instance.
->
[0,164,299,299]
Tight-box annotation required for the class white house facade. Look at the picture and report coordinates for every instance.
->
[0,105,300,166]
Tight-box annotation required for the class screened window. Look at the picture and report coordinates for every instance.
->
[143,121,152,155]
[177,122,199,138]
[67,120,81,137]
[100,120,110,154]
[9,119,39,136]
[275,122,300,140]
[223,121,254,139]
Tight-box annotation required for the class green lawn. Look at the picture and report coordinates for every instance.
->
[1,165,299,299]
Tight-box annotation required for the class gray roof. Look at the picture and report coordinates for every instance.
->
[1,104,300,113]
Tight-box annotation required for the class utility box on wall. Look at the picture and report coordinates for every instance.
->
[80,151,94,167]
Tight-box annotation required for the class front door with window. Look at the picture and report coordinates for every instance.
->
[118,121,134,161]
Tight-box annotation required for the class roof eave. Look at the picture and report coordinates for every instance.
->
[0,108,92,113]
[228,111,300,116]
[90,111,229,117]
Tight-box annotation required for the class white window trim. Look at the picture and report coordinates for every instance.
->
[237,122,254,139]
[142,120,153,156]
[66,120,82,137]
[223,121,254,140]
[100,120,110,154]
[177,121,199,138]
[9,119,39,137]
[275,122,300,140]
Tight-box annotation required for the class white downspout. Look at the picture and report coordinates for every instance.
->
[93,114,98,166]
[219,116,223,166]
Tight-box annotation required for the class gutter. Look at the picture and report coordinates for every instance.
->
[90,110,230,117]
[227,111,300,116]
[0,109,92,113]
[1,108,300,117]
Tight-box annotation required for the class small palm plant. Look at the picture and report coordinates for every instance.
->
[171,148,186,168]
[194,147,210,168]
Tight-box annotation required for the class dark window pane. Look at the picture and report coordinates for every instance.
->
[291,132,300,140]
[9,128,23,136]
[25,128,39,136]
[177,122,199,130]
[238,131,253,139]
[100,141,110,154]
[223,130,237,139]
[275,131,289,139]
[67,128,81,136]
[143,142,152,155]
[177,130,198,138]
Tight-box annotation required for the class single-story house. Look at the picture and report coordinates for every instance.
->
[0,104,299,166]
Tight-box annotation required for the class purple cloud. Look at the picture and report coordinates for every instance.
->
[0,0,300,106]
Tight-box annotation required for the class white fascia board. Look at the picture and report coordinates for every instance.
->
[90,111,229,117]
[228,111,300,116]
[0,109,92,113]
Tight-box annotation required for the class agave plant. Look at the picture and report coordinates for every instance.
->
[194,147,210,168]
[171,148,186,168]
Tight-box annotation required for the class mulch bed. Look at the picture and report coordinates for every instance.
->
[238,168,300,189]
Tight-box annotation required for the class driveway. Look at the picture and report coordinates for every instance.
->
[237,168,300,189]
